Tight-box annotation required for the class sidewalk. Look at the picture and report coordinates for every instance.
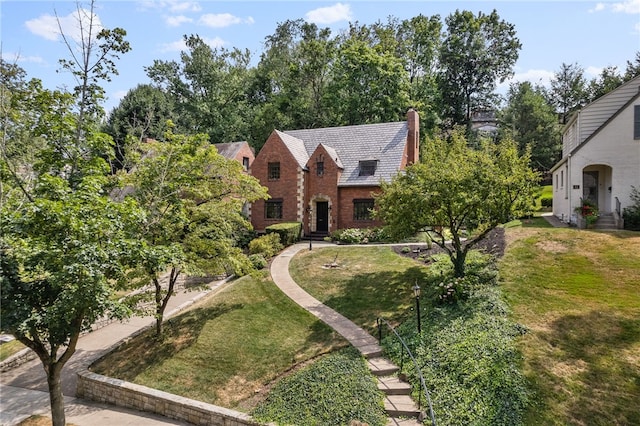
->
[0,277,232,426]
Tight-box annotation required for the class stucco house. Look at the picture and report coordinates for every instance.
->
[250,109,420,237]
[550,75,640,228]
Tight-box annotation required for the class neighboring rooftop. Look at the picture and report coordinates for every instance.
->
[215,141,253,159]
[282,121,408,187]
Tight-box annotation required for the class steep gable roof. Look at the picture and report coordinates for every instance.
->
[215,141,252,160]
[283,121,408,186]
[566,75,640,146]
[275,130,309,169]
[317,143,344,169]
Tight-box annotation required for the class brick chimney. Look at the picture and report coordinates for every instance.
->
[407,108,419,164]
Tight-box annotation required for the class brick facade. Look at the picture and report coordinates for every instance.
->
[251,109,419,235]
[251,132,303,232]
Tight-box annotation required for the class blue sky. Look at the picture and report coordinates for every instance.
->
[2,0,639,113]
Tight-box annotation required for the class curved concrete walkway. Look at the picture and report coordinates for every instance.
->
[271,243,383,357]
[270,243,423,425]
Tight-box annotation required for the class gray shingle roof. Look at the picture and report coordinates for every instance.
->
[283,121,408,186]
[275,130,309,169]
[215,141,251,160]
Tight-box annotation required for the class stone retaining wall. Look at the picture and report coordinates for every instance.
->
[77,369,267,426]
[0,347,37,372]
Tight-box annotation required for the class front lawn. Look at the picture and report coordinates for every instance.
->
[500,228,640,425]
[92,271,346,410]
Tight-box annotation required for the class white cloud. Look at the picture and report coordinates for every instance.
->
[590,0,640,13]
[611,0,640,13]
[159,36,225,52]
[305,3,352,24]
[166,15,192,27]
[2,51,46,65]
[25,8,104,44]
[198,13,253,28]
[588,3,607,13]
[159,39,186,52]
[167,1,201,13]
[137,1,201,13]
[498,69,556,92]
[585,66,604,77]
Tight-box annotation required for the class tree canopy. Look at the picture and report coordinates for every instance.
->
[375,131,539,277]
[117,131,268,335]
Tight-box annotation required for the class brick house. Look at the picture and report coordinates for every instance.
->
[214,141,255,172]
[251,109,419,236]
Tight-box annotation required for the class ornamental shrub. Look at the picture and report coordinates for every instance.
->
[248,253,267,270]
[382,253,530,426]
[248,233,283,258]
[266,222,302,246]
[623,186,640,231]
[330,227,389,244]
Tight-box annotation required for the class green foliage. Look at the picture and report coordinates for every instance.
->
[252,347,387,426]
[438,10,521,127]
[118,131,268,334]
[248,233,284,258]
[623,186,640,231]
[266,222,302,246]
[248,253,267,270]
[376,130,539,276]
[330,227,389,244]
[499,82,561,171]
[383,257,529,426]
[540,197,552,208]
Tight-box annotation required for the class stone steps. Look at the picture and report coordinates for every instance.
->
[368,359,423,422]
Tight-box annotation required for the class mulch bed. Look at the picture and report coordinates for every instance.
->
[392,227,506,264]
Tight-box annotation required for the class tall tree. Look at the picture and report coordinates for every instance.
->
[499,81,561,171]
[624,52,640,80]
[375,130,538,277]
[548,62,588,125]
[103,84,174,171]
[118,132,268,336]
[248,20,336,149]
[438,9,521,129]
[587,66,624,102]
[146,35,252,144]
[0,3,134,425]
[326,38,410,125]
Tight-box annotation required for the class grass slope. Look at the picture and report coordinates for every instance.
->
[500,228,640,425]
[92,271,345,410]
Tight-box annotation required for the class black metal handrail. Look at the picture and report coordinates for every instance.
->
[615,196,621,217]
[377,317,436,426]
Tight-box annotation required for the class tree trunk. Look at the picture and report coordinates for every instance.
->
[452,249,467,278]
[47,362,66,426]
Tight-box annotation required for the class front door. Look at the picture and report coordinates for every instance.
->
[583,171,599,207]
[316,201,329,233]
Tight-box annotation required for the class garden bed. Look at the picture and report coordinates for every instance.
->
[392,227,507,262]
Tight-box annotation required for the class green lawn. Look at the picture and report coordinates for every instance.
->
[289,246,432,333]
[500,227,640,425]
[92,271,345,410]
[93,224,640,424]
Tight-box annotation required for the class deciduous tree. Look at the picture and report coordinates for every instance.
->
[118,131,268,336]
[438,9,521,129]
[499,81,561,172]
[0,3,133,424]
[375,131,538,277]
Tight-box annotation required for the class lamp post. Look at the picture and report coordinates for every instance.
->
[413,282,421,334]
